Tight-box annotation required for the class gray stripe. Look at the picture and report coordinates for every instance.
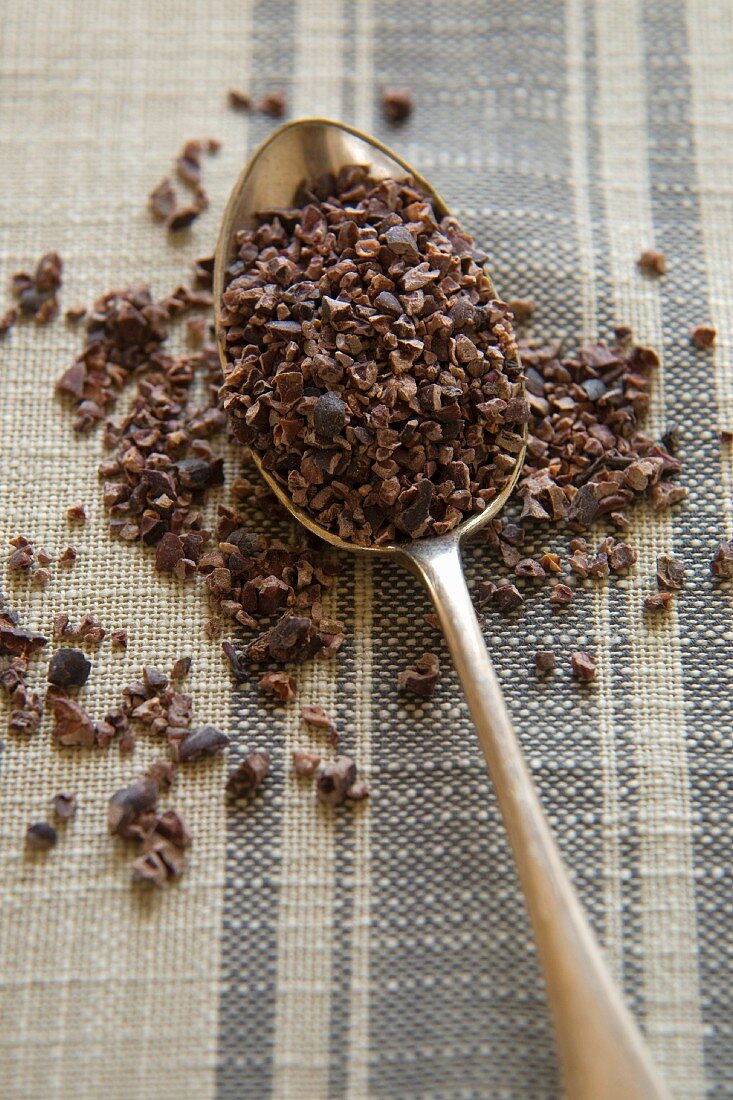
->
[363,1,621,1095]
[216,5,296,1097]
[642,2,731,1093]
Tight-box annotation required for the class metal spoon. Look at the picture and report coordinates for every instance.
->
[214,118,670,1100]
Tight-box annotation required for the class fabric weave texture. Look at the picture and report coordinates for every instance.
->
[0,2,731,1098]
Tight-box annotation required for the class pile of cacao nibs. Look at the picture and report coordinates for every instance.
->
[218,165,527,544]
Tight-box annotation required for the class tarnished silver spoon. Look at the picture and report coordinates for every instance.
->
[214,118,670,1100]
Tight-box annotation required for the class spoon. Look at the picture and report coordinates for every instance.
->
[214,118,671,1100]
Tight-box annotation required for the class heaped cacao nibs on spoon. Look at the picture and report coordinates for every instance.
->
[213,120,670,1098]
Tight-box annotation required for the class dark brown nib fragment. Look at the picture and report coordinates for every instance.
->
[292,747,321,776]
[7,252,63,327]
[382,88,413,123]
[228,88,251,110]
[47,647,92,688]
[26,822,58,851]
[301,704,336,732]
[316,756,357,805]
[398,652,440,697]
[690,324,716,349]
[176,724,230,763]
[111,629,128,650]
[149,178,177,221]
[710,538,733,579]
[636,249,666,276]
[550,583,574,608]
[257,90,286,117]
[644,591,674,613]
[108,778,159,839]
[226,748,271,798]
[534,650,556,675]
[571,651,597,682]
[171,656,192,680]
[259,670,297,701]
[656,554,686,590]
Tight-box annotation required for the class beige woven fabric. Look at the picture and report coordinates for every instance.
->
[1,2,731,1098]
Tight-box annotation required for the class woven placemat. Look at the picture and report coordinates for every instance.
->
[0,2,731,1098]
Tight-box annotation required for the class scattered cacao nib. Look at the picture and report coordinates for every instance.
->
[31,568,51,587]
[398,652,440,697]
[49,694,96,748]
[292,747,321,777]
[515,558,546,580]
[301,704,336,732]
[131,844,182,887]
[534,650,556,675]
[65,305,86,324]
[186,315,206,347]
[571,651,597,682]
[710,539,733,579]
[52,791,78,821]
[171,656,192,680]
[508,298,534,323]
[66,500,86,523]
[0,306,18,335]
[550,583,574,607]
[149,178,177,221]
[228,88,251,110]
[152,809,191,847]
[720,430,733,444]
[219,165,524,545]
[58,546,77,567]
[636,249,666,276]
[259,670,297,701]
[644,591,674,612]
[690,324,716,349]
[108,778,158,839]
[0,617,48,657]
[226,748,271,797]
[145,758,178,790]
[489,583,524,614]
[257,90,286,117]
[167,202,206,232]
[608,542,637,572]
[47,647,91,688]
[111,629,128,650]
[382,88,413,123]
[8,252,63,325]
[656,554,686,590]
[317,756,357,805]
[25,822,58,851]
[176,724,230,763]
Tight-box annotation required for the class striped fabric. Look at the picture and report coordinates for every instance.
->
[0,2,731,1097]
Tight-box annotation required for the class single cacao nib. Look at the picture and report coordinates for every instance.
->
[711,539,733,579]
[534,650,556,675]
[571,651,597,682]
[398,652,440,697]
[26,822,58,851]
[108,779,158,838]
[47,648,91,688]
[176,725,230,763]
[316,757,357,805]
[637,249,666,276]
[226,748,271,797]
[382,88,413,123]
[292,747,321,776]
[656,554,686,591]
[313,392,348,438]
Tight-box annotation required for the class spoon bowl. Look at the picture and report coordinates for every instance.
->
[214,118,670,1100]
[214,117,526,561]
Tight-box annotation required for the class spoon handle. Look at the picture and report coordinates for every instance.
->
[404,537,671,1100]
